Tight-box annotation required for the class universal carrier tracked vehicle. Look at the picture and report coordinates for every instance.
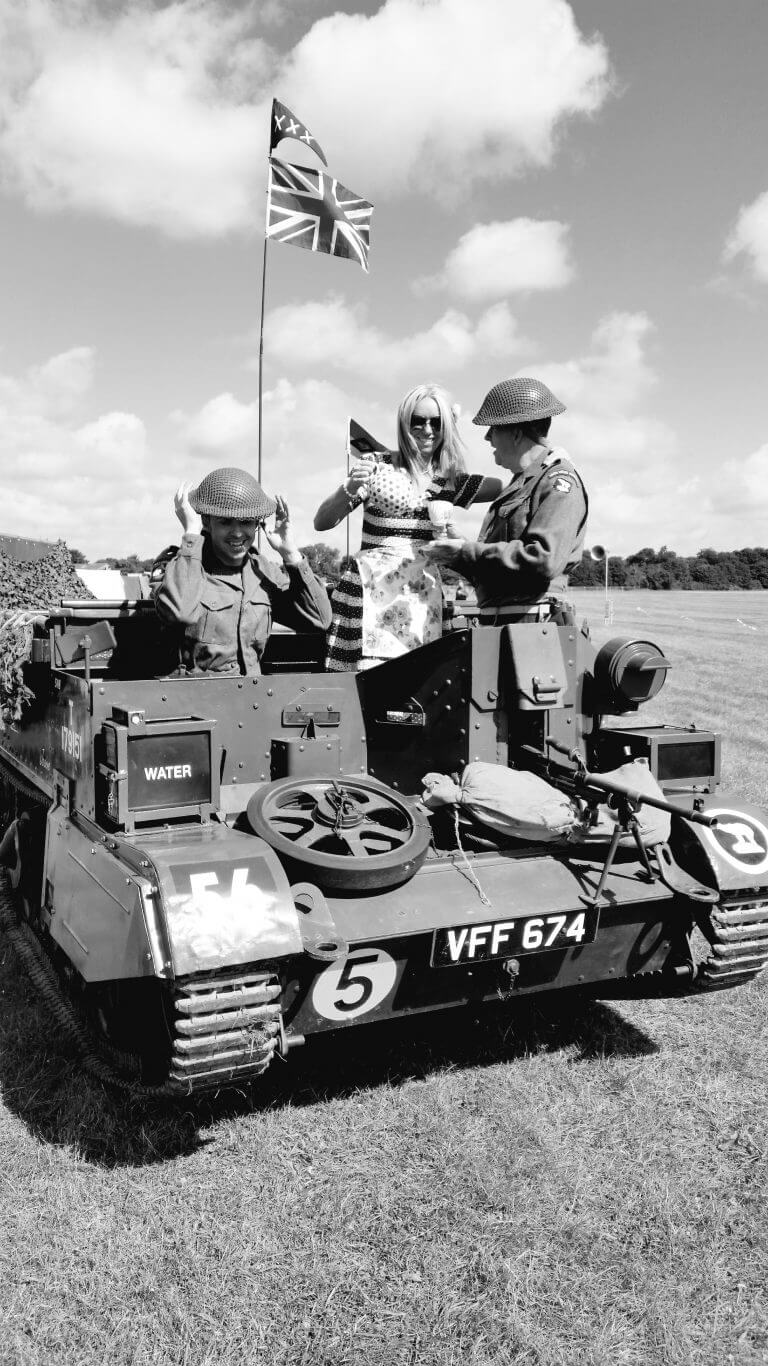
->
[2,599,767,1096]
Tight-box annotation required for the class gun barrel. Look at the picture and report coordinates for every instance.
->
[575,772,718,827]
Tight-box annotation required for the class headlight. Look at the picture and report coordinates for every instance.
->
[593,637,670,710]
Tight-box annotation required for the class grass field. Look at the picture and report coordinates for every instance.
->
[569,589,768,808]
[1,592,767,1366]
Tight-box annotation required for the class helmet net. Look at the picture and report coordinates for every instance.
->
[472,378,566,426]
[189,468,277,519]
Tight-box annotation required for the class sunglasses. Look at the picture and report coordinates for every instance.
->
[410,416,442,432]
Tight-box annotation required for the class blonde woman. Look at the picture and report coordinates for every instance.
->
[315,383,501,671]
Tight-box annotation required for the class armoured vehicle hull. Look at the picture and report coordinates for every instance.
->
[1,599,767,1095]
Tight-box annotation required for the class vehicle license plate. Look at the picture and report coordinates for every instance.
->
[431,906,599,968]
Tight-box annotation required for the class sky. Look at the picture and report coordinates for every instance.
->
[1,0,767,562]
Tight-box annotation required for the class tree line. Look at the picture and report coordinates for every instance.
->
[70,544,351,581]
[570,546,768,591]
[298,543,768,592]
[70,543,768,591]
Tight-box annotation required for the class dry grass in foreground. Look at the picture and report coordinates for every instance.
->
[1,591,767,1366]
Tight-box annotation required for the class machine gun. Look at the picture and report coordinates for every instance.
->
[542,737,720,906]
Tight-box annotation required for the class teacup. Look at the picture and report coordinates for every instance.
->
[427,500,453,538]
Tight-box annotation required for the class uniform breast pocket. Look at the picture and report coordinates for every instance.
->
[246,593,272,641]
[499,496,528,540]
[194,596,234,645]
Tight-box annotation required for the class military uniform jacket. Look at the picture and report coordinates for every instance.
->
[154,534,332,675]
[456,447,587,608]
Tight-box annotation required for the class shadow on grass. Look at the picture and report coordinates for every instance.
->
[0,945,659,1169]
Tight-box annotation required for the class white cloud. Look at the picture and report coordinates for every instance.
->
[171,377,376,551]
[0,0,610,236]
[507,311,690,552]
[635,443,768,557]
[5,324,761,565]
[0,350,389,557]
[285,0,610,198]
[419,219,576,299]
[76,412,148,467]
[173,392,260,461]
[701,443,768,526]
[532,316,767,552]
[0,345,94,417]
[0,1,271,237]
[0,346,153,553]
[261,297,528,381]
[723,191,768,283]
[536,311,658,424]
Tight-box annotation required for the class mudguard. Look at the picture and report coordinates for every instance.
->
[670,794,768,990]
[140,825,304,977]
[45,809,157,982]
[673,793,768,893]
[45,816,303,981]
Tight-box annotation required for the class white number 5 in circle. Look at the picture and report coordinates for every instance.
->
[312,947,398,1023]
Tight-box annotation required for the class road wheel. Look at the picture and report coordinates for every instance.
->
[246,776,430,891]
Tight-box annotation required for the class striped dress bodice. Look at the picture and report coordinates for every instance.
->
[354,457,482,547]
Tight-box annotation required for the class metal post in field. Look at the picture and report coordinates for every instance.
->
[591,544,613,624]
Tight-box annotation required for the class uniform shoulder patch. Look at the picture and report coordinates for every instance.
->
[552,475,573,493]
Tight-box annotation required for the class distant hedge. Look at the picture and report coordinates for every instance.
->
[570,546,768,591]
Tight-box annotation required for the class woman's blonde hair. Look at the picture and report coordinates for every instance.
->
[394,384,466,482]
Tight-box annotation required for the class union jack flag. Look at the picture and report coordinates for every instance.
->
[266,157,373,273]
[270,98,327,166]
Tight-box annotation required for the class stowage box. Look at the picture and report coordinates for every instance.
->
[597,724,720,793]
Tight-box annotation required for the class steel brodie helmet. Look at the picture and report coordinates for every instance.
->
[472,377,566,427]
[189,467,277,520]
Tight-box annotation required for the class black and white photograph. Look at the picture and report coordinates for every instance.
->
[1,3,766,1363]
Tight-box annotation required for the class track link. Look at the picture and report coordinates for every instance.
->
[697,892,768,990]
[1,865,284,1096]
[1,756,285,1095]
[165,971,282,1091]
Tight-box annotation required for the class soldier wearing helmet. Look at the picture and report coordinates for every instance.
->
[424,377,587,623]
[153,467,331,675]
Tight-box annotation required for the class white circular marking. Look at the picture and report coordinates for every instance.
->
[312,947,398,1023]
[703,808,768,876]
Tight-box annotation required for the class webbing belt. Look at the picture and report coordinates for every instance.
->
[475,601,552,625]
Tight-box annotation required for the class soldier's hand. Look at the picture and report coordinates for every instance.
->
[423,537,465,566]
[265,495,301,565]
[174,481,202,535]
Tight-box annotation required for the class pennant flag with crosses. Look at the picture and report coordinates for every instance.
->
[270,98,327,165]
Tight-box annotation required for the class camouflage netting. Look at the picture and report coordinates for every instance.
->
[0,541,94,729]
[0,540,94,612]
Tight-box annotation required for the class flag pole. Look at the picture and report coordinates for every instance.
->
[345,420,351,565]
[257,233,269,491]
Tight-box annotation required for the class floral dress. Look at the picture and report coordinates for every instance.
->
[325,457,482,671]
